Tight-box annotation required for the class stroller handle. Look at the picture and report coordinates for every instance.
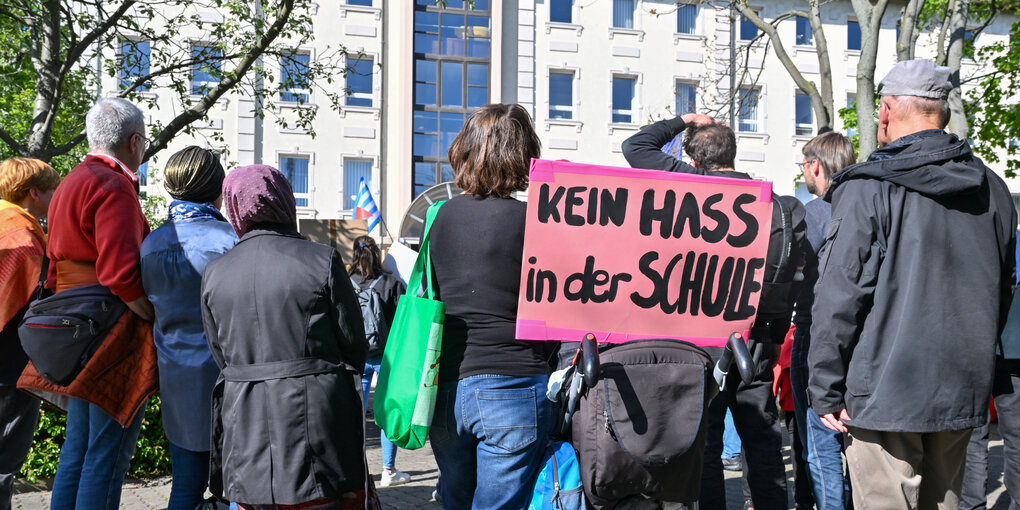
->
[581,333,599,388]
[714,332,755,388]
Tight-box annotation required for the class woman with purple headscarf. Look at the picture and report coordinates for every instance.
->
[200,165,372,509]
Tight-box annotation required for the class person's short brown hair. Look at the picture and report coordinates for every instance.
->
[802,132,856,182]
[448,103,541,198]
[683,124,737,170]
[0,158,61,203]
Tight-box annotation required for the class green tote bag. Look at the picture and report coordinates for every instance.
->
[374,201,446,449]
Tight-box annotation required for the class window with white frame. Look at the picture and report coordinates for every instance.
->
[796,16,813,46]
[120,40,150,92]
[551,0,572,23]
[191,44,222,95]
[612,0,636,29]
[847,20,861,50]
[281,52,311,103]
[795,92,814,136]
[343,159,373,210]
[347,0,372,5]
[677,4,697,34]
[739,13,759,41]
[346,57,374,107]
[612,75,636,123]
[549,71,574,119]
[737,87,761,133]
[137,162,149,196]
[280,155,311,207]
[675,81,696,115]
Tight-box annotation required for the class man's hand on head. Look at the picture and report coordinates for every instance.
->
[680,113,722,129]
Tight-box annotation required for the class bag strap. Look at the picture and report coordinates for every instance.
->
[367,277,383,292]
[772,196,792,284]
[34,255,50,300]
[407,201,445,300]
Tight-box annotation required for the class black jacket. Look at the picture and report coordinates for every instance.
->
[201,226,368,504]
[808,130,1017,432]
[622,117,808,353]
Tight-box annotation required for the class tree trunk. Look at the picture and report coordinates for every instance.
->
[809,0,835,132]
[937,0,955,66]
[26,0,63,160]
[946,0,970,137]
[897,0,923,61]
[851,0,889,160]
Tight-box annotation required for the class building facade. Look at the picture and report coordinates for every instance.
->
[114,0,1017,238]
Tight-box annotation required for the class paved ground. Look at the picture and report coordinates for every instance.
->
[12,421,1013,509]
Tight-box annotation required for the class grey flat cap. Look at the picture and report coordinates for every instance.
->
[878,59,952,100]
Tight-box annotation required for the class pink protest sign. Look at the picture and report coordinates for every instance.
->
[516,159,774,347]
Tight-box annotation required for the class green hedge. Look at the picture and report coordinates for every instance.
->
[20,395,172,482]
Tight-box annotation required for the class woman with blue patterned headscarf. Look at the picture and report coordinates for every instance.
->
[140,146,237,510]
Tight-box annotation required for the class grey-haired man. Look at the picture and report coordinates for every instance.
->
[808,59,1017,509]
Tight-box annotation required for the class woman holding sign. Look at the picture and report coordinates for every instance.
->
[428,103,559,509]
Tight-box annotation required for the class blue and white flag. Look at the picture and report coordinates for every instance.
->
[354,177,381,233]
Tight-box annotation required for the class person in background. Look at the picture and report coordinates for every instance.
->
[428,103,559,509]
[773,326,813,510]
[722,410,741,471]
[789,131,856,510]
[809,59,1016,510]
[140,147,236,510]
[201,164,369,509]
[18,98,157,510]
[348,234,410,487]
[0,158,60,510]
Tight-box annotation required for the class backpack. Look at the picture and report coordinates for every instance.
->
[528,441,586,510]
[754,194,807,343]
[352,277,390,355]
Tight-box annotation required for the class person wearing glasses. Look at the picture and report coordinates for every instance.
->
[18,98,157,510]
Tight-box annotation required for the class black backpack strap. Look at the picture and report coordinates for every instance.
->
[34,255,50,300]
[772,196,793,284]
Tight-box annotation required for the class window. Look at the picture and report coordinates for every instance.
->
[845,94,857,137]
[612,76,636,123]
[347,0,372,5]
[549,72,574,119]
[191,44,222,95]
[675,81,696,115]
[551,0,572,23]
[796,16,813,46]
[739,13,759,41]
[412,1,491,198]
[346,57,374,107]
[137,162,149,196]
[612,0,636,29]
[677,4,697,34]
[280,156,310,207]
[795,92,814,136]
[120,41,150,92]
[847,20,861,50]
[281,53,311,103]
[737,87,760,133]
[343,160,373,210]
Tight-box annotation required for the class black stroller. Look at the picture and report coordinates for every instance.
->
[553,333,753,509]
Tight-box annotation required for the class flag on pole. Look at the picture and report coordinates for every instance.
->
[354,177,381,233]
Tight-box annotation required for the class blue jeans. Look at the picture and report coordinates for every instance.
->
[50,398,146,510]
[791,326,849,510]
[168,442,209,510]
[363,356,397,469]
[722,409,741,458]
[430,374,555,509]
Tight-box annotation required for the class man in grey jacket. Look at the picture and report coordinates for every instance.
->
[808,59,1016,510]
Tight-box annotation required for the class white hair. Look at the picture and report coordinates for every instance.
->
[85,98,145,152]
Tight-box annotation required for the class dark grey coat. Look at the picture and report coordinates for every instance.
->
[808,130,1017,433]
[201,226,368,505]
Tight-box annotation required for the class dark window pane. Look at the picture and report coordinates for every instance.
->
[613,0,635,29]
[414,162,437,198]
[550,72,573,119]
[415,11,439,34]
[675,82,696,114]
[343,160,373,209]
[441,62,463,107]
[612,77,635,123]
[440,112,465,156]
[467,86,487,108]
[737,88,759,132]
[796,16,813,45]
[466,38,490,58]
[347,0,372,5]
[796,92,813,135]
[444,0,464,8]
[191,44,222,95]
[441,163,455,182]
[740,14,759,41]
[467,64,488,86]
[281,53,311,102]
[473,0,489,10]
[347,57,373,107]
[413,134,438,157]
[847,21,861,50]
[120,41,150,91]
[677,5,697,34]
[281,156,309,205]
[414,110,438,133]
[551,0,572,23]
[415,83,436,106]
[441,15,466,56]
[414,33,439,54]
[416,59,437,83]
